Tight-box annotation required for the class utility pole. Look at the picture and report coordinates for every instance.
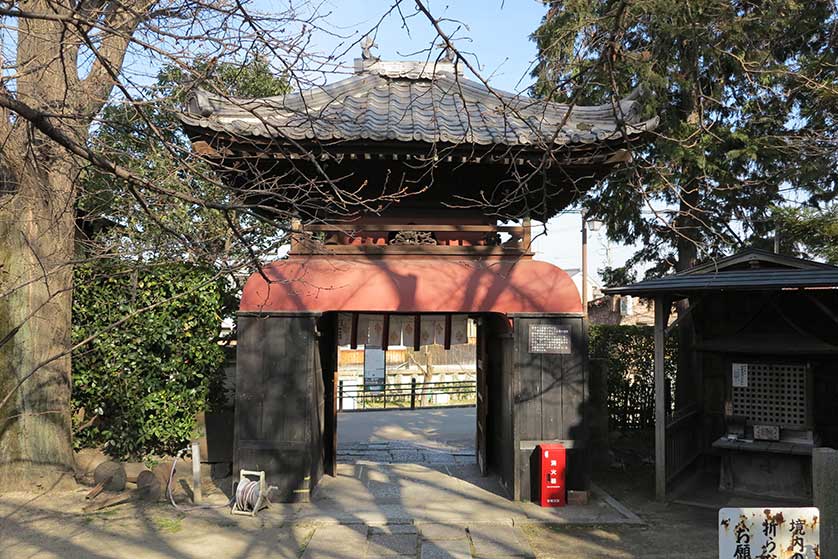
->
[581,210,589,316]
[580,209,603,316]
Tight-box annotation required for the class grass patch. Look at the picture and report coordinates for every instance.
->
[151,514,183,533]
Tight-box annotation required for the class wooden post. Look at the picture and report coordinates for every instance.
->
[654,295,669,501]
[290,218,301,254]
[410,378,417,409]
[413,314,421,351]
[522,216,532,252]
[338,380,344,412]
[329,371,339,476]
[350,313,359,349]
[581,214,588,315]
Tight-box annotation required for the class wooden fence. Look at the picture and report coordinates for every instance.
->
[665,403,702,482]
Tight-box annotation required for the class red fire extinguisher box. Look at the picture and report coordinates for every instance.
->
[536,443,566,507]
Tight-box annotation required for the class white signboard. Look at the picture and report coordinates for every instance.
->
[363,346,386,393]
[732,363,749,388]
[529,324,572,354]
[719,507,819,559]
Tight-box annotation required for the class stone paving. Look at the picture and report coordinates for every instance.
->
[300,523,535,559]
[287,461,641,527]
[338,441,477,466]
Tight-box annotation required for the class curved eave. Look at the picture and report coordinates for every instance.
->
[179,112,658,149]
[180,130,651,170]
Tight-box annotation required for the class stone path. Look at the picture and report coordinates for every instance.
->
[338,441,477,465]
[301,523,535,559]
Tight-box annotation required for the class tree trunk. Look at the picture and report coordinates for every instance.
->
[0,0,137,490]
[674,184,700,412]
[0,0,86,490]
[0,157,78,490]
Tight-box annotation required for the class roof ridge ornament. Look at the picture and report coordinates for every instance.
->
[439,43,455,64]
[361,36,380,61]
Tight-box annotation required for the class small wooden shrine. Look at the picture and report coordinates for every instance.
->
[181,48,656,502]
[606,249,838,501]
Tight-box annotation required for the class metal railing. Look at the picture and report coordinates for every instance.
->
[338,379,476,412]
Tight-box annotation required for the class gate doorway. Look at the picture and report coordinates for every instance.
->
[234,261,589,503]
[322,313,489,476]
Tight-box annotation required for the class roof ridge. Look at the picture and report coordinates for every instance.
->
[354,58,463,79]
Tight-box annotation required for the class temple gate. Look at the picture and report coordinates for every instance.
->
[181,49,656,501]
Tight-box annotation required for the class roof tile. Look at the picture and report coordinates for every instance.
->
[181,59,658,148]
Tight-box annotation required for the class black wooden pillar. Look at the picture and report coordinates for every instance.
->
[234,311,325,502]
[509,314,589,502]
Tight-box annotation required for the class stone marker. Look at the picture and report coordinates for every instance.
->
[123,462,149,483]
[74,448,109,478]
[93,461,126,492]
[567,490,589,505]
[814,447,838,559]
[135,470,163,501]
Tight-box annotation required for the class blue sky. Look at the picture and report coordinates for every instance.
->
[303,0,639,280]
[311,0,546,93]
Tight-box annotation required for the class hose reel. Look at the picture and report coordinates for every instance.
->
[231,470,275,517]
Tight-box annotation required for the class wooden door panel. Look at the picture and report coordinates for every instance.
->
[477,321,489,475]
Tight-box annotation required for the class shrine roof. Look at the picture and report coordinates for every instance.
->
[180,58,658,149]
[604,249,838,297]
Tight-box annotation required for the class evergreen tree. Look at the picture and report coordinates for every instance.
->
[532,0,838,275]
[79,56,291,264]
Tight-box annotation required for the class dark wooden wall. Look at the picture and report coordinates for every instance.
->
[484,314,515,496]
[510,315,589,502]
[318,313,339,477]
[234,312,324,501]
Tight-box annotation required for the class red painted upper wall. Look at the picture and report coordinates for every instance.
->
[240,257,582,314]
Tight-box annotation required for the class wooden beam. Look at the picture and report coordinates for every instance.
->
[414,315,421,351]
[654,295,671,501]
[289,244,532,257]
[522,216,531,252]
[444,314,452,350]
[350,313,359,350]
[191,140,221,157]
[304,224,525,233]
[382,314,390,351]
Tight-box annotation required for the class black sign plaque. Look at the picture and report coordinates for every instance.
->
[529,324,572,354]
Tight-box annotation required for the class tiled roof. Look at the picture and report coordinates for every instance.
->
[604,249,838,296]
[180,59,658,148]
[604,269,838,295]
